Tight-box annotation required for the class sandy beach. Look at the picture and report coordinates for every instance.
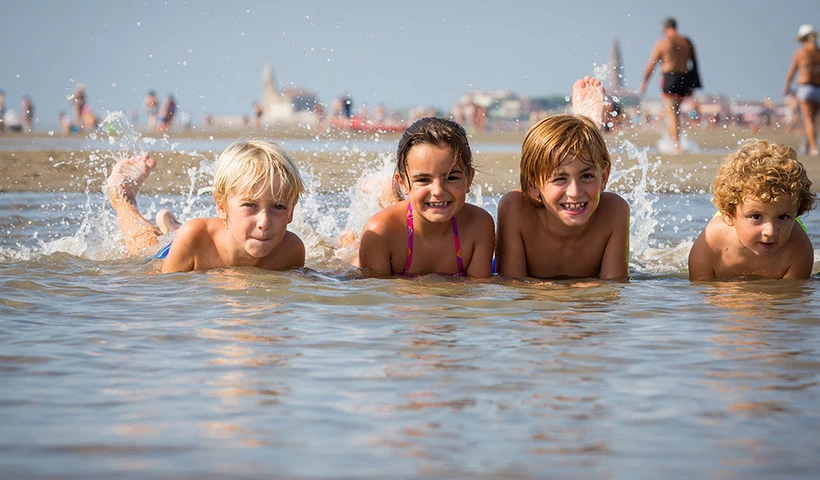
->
[0,125,817,195]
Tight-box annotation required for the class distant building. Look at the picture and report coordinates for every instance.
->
[608,37,640,108]
[260,64,319,124]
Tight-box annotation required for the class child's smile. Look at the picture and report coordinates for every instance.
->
[561,201,588,214]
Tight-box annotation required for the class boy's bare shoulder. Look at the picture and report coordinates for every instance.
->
[688,218,725,280]
[593,192,630,232]
[173,218,219,246]
[499,189,525,206]
[279,230,305,254]
[700,216,730,250]
[787,224,815,275]
[599,192,629,213]
[498,189,535,217]
[265,230,305,269]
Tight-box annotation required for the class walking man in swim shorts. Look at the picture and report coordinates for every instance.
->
[639,17,700,154]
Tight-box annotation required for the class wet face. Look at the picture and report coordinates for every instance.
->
[396,143,473,225]
[725,195,799,258]
[528,153,609,227]
[217,179,295,260]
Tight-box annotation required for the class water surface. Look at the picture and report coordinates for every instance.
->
[1,187,818,478]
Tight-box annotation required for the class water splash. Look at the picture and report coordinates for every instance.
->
[609,138,696,275]
[656,131,700,154]
[0,114,219,264]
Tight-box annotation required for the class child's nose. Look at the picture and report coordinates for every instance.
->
[430,178,444,195]
[257,211,271,229]
[566,179,581,197]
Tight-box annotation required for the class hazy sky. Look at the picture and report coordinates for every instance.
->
[0,0,815,128]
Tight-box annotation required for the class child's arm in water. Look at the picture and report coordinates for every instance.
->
[463,205,496,278]
[270,232,307,271]
[358,207,399,276]
[783,227,814,279]
[495,191,529,278]
[159,219,208,273]
[687,219,718,281]
[597,193,630,280]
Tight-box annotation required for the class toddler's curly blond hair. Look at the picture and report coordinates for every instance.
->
[713,139,814,216]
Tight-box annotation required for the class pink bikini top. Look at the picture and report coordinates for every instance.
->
[401,203,465,276]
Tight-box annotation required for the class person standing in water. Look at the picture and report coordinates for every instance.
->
[21,95,34,133]
[639,17,700,155]
[0,89,6,132]
[143,90,159,132]
[784,24,820,156]
[158,94,176,133]
[71,84,87,130]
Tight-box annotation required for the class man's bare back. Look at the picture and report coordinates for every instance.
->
[652,33,694,74]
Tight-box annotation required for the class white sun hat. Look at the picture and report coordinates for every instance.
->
[797,24,816,40]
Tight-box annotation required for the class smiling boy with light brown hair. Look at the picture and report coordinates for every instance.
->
[495,77,630,280]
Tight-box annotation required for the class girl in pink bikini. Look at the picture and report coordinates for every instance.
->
[358,117,495,277]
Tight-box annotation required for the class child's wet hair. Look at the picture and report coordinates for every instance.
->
[520,114,610,205]
[212,139,305,207]
[713,139,815,217]
[395,117,472,185]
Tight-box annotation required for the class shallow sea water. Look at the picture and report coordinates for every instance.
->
[1,134,820,478]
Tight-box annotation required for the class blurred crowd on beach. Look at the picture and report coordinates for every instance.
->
[0,82,805,137]
[0,20,817,156]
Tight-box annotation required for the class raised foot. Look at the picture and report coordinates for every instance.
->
[571,75,606,126]
[107,154,156,204]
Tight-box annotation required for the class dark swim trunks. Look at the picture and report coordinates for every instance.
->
[661,72,696,97]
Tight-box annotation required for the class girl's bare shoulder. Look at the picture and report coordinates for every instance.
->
[362,201,409,234]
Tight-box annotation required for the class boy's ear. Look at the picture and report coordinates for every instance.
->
[526,185,542,204]
[722,213,735,226]
[217,202,228,220]
[600,164,611,191]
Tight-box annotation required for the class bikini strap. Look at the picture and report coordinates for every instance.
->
[403,202,464,276]
[452,215,464,275]
[403,203,414,274]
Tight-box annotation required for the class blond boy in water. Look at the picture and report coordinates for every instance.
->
[495,77,630,280]
[688,139,815,280]
[107,139,305,273]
